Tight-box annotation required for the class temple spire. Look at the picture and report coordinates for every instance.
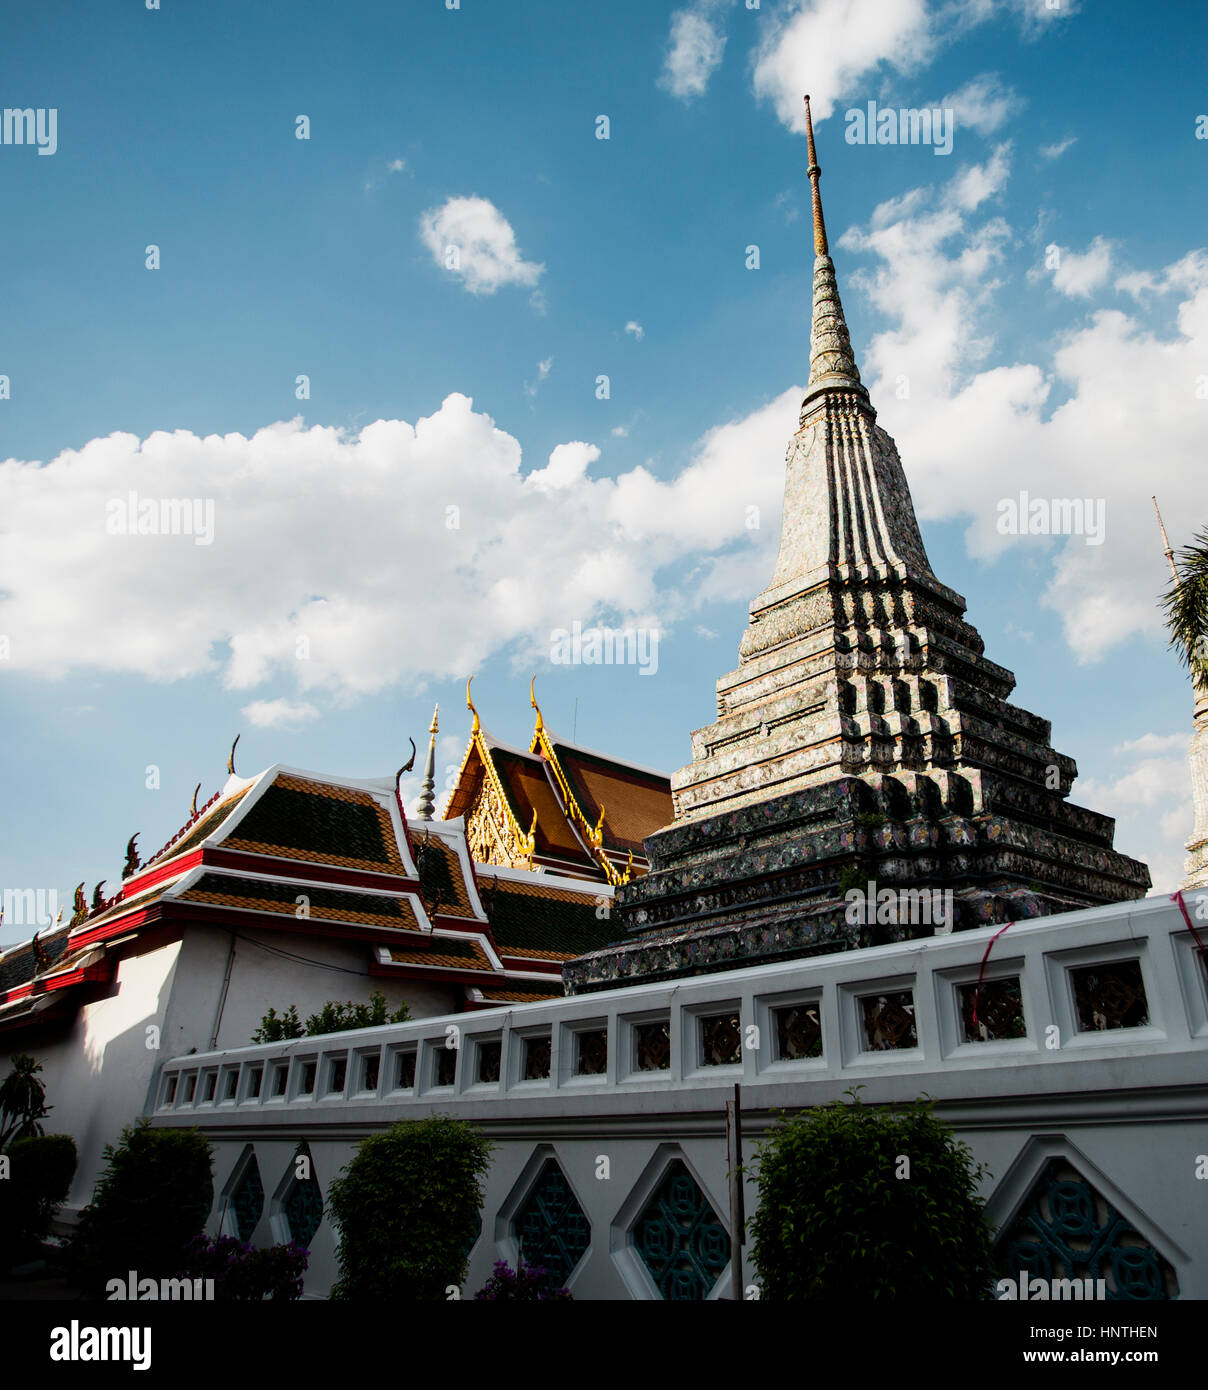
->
[1153,495,1180,584]
[802,95,866,408]
[416,704,439,820]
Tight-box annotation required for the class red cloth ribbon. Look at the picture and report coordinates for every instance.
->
[1171,889,1207,957]
[970,920,1015,1031]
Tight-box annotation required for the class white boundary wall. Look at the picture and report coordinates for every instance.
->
[150,895,1208,1299]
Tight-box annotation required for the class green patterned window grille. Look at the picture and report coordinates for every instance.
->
[327,1058,347,1093]
[635,1020,670,1071]
[361,1053,380,1092]
[298,1061,316,1095]
[396,1049,416,1089]
[960,977,1026,1043]
[634,1159,731,1301]
[998,1160,1178,1300]
[434,1044,457,1087]
[477,1040,501,1084]
[860,992,917,1051]
[523,1035,551,1080]
[515,1160,590,1288]
[1070,960,1149,1032]
[576,1029,607,1076]
[223,1070,239,1101]
[163,1074,177,1106]
[699,1013,741,1067]
[773,1004,823,1060]
[230,1155,264,1241]
[203,1073,217,1102]
[271,1063,289,1097]
[282,1152,324,1250]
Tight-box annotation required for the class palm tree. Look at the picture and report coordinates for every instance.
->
[0,1053,51,1148]
[1160,525,1208,683]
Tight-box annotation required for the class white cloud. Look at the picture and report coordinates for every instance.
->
[1039,136,1076,160]
[418,196,544,296]
[753,0,1073,133]
[1117,250,1208,300]
[940,73,1016,136]
[524,357,553,398]
[611,425,629,438]
[388,158,407,173]
[0,391,793,698]
[659,7,727,100]
[241,698,321,730]
[625,321,645,341]
[1047,236,1114,298]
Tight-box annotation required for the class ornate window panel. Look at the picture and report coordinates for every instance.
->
[279,1147,324,1251]
[395,1047,416,1090]
[959,976,1026,1043]
[774,1003,823,1060]
[523,1034,551,1080]
[477,1039,502,1084]
[860,990,917,1051]
[635,1019,671,1072]
[699,1012,741,1067]
[633,1160,731,1301]
[1070,960,1150,1032]
[575,1028,608,1076]
[998,1159,1178,1300]
[515,1159,590,1288]
[229,1152,264,1242]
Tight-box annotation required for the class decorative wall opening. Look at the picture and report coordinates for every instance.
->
[395,1048,416,1089]
[229,1152,264,1241]
[477,1039,501,1084]
[270,1063,289,1097]
[1070,961,1150,1032]
[960,977,1026,1042]
[635,1019,671,1071]
[523,1034,551,1080]
[860,991,917,1051]
[514,1159,590,1288]
[434,1043,457,1087]
[575,1028,607,1076]
[327,1058,347,1093]
[997,1159,1178,1300]
[360,1053,379,1092]
[699,1012,741,1067]
[774,1003,823,1060]
[279,1146,324,1251]
[632,1159,730,1301]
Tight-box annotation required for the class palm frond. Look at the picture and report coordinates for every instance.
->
[1160,526,1208,680]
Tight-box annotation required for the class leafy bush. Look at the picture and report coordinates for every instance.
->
[252,990,410,1043]
[176,1233,308,1300]
[0,1053,52,1146]
[0,1133,77,1269]
[66,1119,213,1295]
[749,1089,996,1299]
[327,1115,491,1300]
[473,1258,571,1301]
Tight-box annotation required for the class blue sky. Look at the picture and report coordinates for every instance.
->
[3,0,1207,942]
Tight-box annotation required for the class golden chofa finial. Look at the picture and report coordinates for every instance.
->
[804,94,829,258]
[590,803,607,847]
[530,675,544,734]
[227,734,240,776]
[466,675,480,733]
[190,783,201,818]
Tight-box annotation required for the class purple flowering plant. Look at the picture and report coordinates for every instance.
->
[176,1232,309,1300]
[473,1256,572,1301]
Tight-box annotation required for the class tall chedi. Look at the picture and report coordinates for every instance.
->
[567,97,1150,993]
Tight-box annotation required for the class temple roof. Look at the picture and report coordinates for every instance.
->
[442,680,673,883]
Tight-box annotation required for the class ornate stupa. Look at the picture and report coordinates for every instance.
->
[566,97,1151,992]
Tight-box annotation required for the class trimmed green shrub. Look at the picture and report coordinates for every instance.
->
[327,1115,491,1299]
[66,1118,213,1295]
[749,1089,997,1299]
[0,1133,77,1269]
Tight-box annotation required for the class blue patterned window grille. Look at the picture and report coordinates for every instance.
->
[999,1160,1178,1300]
[515,1160,590,1288]
[282,1150,324,1250]
[230,1154,264,1241]
[634,1159,731,1300]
